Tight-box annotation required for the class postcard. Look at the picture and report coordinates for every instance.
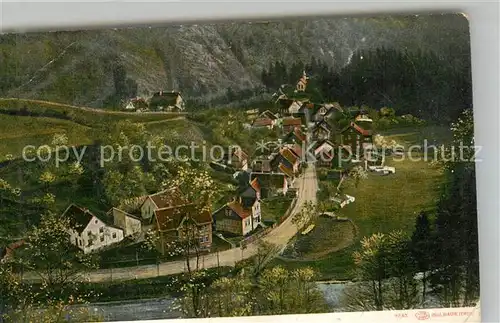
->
[0,12,479,322]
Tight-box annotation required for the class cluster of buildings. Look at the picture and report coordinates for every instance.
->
[123,90,185,112]
[59,71,380,257]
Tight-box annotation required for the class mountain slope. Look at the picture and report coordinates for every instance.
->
[0,14,470,108]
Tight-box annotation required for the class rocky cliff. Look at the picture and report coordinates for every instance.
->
[0,13,470,108]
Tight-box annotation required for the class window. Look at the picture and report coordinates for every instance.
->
[100,236,104,242]
[112,232,117,239]
[87,231,92,236]
[95,220,98,224]
[99,227,104,233]
[79,239,82,246]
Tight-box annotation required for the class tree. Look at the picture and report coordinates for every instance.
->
[410,211,434,304]
[349,165,368,188]
[352,233,389,310]
[19,212,99,296]
[256,266,327,315]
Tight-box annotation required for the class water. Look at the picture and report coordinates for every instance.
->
[316,282,347,309]
[82,298,181,322]
[84,283,347,321]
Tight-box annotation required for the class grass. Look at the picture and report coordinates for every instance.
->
[0,115,93,161]
[282,217,357,261]
[273,126,449,280]
[260,196,294,222]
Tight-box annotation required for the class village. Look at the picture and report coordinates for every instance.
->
[1,70,405,270]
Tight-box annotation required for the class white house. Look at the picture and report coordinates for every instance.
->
[108,207,142,238]
[63,204,124,254]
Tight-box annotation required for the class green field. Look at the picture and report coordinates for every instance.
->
[273,126,450,280]
[0,115,93,161]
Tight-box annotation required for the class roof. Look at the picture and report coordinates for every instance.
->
[109,208,141,221]
[351,122,373,136]
[155,204,212,231]
[340,121,372,136]
[63,204,123,234]
[259,110,278,120]
[232,148,249,161]
[152,91,182,98]
[250,172,286,188]
[250,178,261,194]
[292,127,306,142]
[62,204,95,234]
[277,98,295,110]
[146,187,187,209]
[280,148,299,165]
[227,201,252,220]
[150,91,182,107]
[252,118,274,127]
[279,163,294,178]
[283,117,302,126]
[290,143,303,160]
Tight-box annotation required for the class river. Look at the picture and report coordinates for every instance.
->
[82,283,346,321]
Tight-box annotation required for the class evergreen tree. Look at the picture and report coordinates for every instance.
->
[410,211,434,304]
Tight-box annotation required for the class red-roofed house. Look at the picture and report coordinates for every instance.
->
[252,117,275,129]
[140,187,188,223]
[212,201,256,236]
[282,117,302,133]
[340,121,374,157]
[154,204,213,253]
[222,147,249,170]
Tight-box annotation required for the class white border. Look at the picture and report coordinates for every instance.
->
[0,1,498,323]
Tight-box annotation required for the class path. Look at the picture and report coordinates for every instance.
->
[0,98,188,116]
[21,164,317,283]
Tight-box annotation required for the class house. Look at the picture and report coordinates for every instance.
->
[282,118,302,133]
[322,103,343,120]
[213,178,262,236]
[313,140,337,167]
[312,120,332,141]
[213,201,255,236]
[252,159,272,173]
[108,208,142,238]
[140,187,188,223]
[250,172,290,198]
[271,148,300,175]
[252,118,275,129]
[154,204,213,254]
[124,97,148,111]
[221,147,249,170]
[288,143,304,162]
[278,99,304,116]
[62,204,124,254]
[259,110,279,120]
[296,71,309,92]
[149,91,185,112]
[282,127,306,145]
[340,121,374,157]
[233,178,262,230]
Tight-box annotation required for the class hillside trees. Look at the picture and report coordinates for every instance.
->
[261,47,471,123]
[345,109,479,310]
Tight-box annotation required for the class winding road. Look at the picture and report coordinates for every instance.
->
[22,163,318,283]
